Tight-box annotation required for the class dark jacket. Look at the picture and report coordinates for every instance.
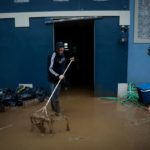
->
[47,52,66,83]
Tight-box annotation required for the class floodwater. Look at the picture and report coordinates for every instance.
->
[0,89,150,150]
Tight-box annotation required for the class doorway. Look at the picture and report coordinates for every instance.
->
[54,20,94,90]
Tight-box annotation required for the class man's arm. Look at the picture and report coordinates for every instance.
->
[49,52,59,77]
[49,52,64,80]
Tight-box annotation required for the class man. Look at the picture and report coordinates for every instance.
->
[48,42,74,115]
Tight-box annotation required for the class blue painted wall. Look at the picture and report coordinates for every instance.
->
[95,17,128,96]
[0,0,129,92]
[128,0,150,84]
[0,0,129,12]
[0,18,53,88]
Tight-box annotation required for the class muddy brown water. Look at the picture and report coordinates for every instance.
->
[0,89,150,150]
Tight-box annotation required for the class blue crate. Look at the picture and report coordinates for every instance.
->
[137,83,150,104]
[137,89,143,103]
[137,83,150,90]
[140,89,150,105]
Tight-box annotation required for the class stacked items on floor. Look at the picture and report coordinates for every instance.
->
[120,82,150,112]
[0,85,47,112]
[102,82,150,112]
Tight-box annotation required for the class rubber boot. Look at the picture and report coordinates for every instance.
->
[51,101,56,112]
[55,102,60,116]
[0,103,5,112]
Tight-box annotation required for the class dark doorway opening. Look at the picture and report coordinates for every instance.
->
[54,20,94,90]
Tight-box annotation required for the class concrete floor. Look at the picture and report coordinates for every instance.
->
[0,89,150,150]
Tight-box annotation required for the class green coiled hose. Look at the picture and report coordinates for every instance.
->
[101,82,143,107]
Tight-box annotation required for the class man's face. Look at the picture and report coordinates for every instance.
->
[57,47,64,55]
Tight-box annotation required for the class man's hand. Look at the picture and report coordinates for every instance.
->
[59,75,64,80]
[70,57,75,62]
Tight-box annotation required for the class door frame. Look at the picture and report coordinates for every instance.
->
[0,11,130,27]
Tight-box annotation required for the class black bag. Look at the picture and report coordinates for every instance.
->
[1,88,17,107]
[34,87,47,102]
[16,86,35,101]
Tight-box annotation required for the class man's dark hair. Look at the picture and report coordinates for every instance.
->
[56,42,64,50]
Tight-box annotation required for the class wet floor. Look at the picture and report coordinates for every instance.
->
[0,89,150,150]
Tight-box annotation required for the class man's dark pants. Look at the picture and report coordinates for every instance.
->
[50,82,61,113]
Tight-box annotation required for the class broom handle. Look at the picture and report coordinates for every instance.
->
[45,60,73,107]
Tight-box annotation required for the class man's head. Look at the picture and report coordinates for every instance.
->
[56,42,64,55]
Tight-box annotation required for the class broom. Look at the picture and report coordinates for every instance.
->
[30,60,73,133]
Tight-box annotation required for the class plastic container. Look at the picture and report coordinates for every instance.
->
[137,83,150,90]
[137,83,150,105]
[140,89,150,105]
